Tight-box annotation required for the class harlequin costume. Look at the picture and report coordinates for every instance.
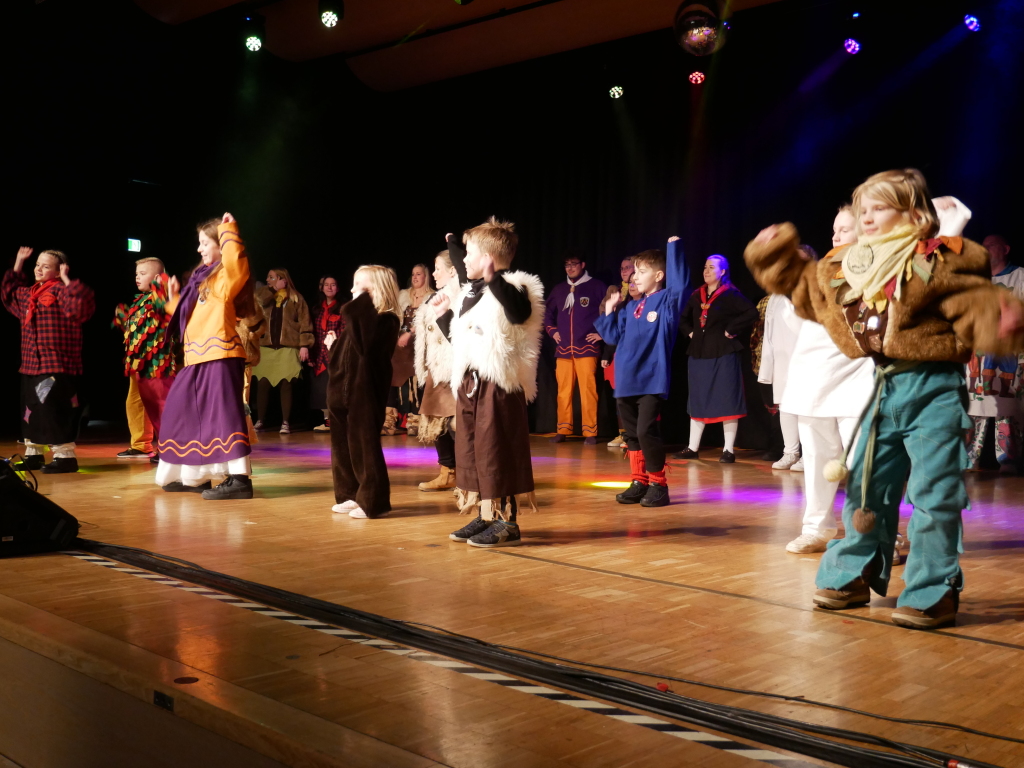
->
[594,240,690,507]
[327,292,400,518]
[441,249,545,547]
[154,221,254,498]
[3,264,96,473]
[543,271,607,440]
[745,222,1024,628]
[112,277,176,458]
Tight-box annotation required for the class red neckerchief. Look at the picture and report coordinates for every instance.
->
[633,289,662,319]
[25,278,61,323]
[318,299,337,335]
[699,283,728,328]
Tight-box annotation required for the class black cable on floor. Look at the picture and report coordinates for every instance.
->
[74,539,1007,768]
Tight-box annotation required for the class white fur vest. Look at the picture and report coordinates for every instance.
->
[413,280,461,385]
[449,271,545,403]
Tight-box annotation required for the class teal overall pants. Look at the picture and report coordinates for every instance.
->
[815,362,970,610]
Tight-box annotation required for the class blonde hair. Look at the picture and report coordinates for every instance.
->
[435,250,453,271]
[464,216,518,269]
[852,168,938,239]
[268,267,302,303]
[135,256,165,272]
[38,250,68,265]
[408,263,434,291]
[355,265,402,318]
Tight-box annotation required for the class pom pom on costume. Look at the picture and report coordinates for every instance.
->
[823,459,849,482]
[852,507,877,534]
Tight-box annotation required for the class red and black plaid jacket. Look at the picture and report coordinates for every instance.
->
[2,269,96,375]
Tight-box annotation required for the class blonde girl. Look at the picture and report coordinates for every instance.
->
[327,265,402,519]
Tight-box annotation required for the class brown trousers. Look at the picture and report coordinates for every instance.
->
[455,371,534,501]
[329,402,391,518]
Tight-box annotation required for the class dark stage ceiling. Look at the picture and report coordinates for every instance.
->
[131,0,784,89]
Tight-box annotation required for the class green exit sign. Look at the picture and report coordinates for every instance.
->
[127,238,142,252]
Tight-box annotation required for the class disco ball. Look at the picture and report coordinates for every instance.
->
[844,38,861,55]
[674,3,727,57]
[964,15,981,32]
[689,71,706,84]
[322,11,339,27]
[245,35,262,52]
[609,85,624,99]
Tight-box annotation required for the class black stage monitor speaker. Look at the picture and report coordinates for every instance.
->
[0,458,80,556]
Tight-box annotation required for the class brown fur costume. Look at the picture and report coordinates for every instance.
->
[744,222,1024,361]
[327,292,400,517]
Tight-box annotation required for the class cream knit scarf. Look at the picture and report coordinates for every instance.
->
[840,224,919,310]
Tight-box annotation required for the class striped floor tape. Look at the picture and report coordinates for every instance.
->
[66,551,822,767]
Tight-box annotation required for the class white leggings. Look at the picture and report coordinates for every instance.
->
[689,419,739,452]
[796,415,859,538]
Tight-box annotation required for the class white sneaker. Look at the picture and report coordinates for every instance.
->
[332,500,359,514]
[348,506,387,519]
[772,452,801,470]
[790,457,805,472]
[786,533,830,554]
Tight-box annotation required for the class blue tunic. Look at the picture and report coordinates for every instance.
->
[594,240,690,399]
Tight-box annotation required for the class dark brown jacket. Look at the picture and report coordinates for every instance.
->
[255,285,314,349]
[744,222,1024,363]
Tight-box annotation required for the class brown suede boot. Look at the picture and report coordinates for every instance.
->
[381,407,400,436]
[891,591,958,629]
[813,577,871,610]
[406,413,419,437]
[419,466,456,492]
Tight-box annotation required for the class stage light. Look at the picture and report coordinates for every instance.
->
[319,0,343,27]
[127,239,142,253]
[964,15,981,32]
[242,15,264,52]
[591,481,631,489]
[689,71,706,84]
[674,2,728,57]
[851,12,861,18]
[844,38,861,54]
[609,85,624,99]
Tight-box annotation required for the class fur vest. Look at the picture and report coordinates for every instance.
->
[449,271,545,402]
[413,280,461,384]
[745,222,1024,362]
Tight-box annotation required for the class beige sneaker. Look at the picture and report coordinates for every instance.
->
[786,533,830,554]
[607,434,625,447]
[419,466,456,492]
[772,452,801,470]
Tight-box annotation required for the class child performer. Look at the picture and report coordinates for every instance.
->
[430,217,545,547]
[745,169,1024,629]
[4,247,96,473]
[544,255,607,444]
[155,213,256,499]
[310,275,344,433]
[328,266,401,519]
[414,250,462,492]
[595,239,690,507]
[113,257,175,464]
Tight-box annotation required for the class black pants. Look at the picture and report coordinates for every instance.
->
[328,403,391,517]
[618,394,664,472]
[21,374,81,445]
[435,429,456,469]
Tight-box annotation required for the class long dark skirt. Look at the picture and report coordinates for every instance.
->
[158,357,251,465]
[687,352,747,422]
[21,373,81,445]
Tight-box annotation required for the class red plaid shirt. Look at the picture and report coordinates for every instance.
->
[2,269,96,375]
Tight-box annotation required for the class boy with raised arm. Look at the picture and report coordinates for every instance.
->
[595,238,690,507]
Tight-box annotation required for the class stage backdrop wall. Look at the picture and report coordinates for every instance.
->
[4,0,1020,443]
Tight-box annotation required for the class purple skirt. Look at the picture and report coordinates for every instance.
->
[157,357,251,465]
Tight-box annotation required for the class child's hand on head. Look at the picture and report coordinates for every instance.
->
[480,254,496,282]
[754,225,780,245]
[168,276,181,298]
[60,263,71,285]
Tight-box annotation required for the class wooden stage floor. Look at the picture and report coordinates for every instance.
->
[1,431,1023,768]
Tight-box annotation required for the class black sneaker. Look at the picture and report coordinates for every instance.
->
[117,448,151,459]
[674,449,700,460]
[449,515,491,542]
[42,458,79,474]
[719,450,736,464]
[467,521,522,548]
[640,483,670,507]
[616,480,649,504]
[12,455,45,471]
[202,475,254,500]
[162,481,212,493]
[150,453,160,464]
